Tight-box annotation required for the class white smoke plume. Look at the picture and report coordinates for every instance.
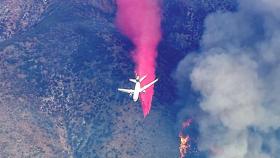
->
[176,0,280,157]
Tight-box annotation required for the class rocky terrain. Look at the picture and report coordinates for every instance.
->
[0,0,235,157]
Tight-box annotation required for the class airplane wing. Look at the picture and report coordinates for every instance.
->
[140,78,158,92]
[118,88,134,94]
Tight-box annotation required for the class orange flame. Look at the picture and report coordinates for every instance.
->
[179,120,191,158]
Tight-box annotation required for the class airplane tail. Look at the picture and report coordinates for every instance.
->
[130,75,147,83]
[139,75,147,82]
[129,79,137,83]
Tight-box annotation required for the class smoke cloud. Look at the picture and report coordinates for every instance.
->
[115,0,162,117]
[176,0,280,157]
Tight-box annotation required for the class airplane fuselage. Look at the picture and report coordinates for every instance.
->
[133,81,141,102]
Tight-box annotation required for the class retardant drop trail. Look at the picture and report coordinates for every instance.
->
[116,0,162,117]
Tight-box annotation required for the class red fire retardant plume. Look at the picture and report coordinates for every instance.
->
[116,0,162,117]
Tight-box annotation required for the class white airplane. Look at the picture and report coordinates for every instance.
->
[118,75,158,102]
